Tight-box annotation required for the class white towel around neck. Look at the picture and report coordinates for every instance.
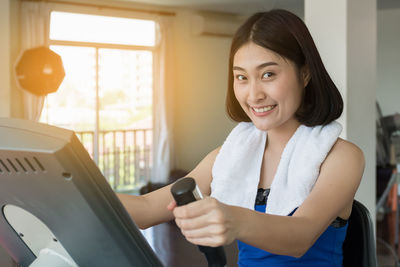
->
[210,121,342,216]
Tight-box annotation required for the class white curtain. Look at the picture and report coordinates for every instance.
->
[20,2,50,121]
[151,17,174,183]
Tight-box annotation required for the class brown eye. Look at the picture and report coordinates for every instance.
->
[262,72,274,79]
[236,75,247,81]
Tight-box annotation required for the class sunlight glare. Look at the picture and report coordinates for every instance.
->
[50,11,156,46]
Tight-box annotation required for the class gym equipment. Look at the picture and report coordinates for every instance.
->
[171,177,227,267]
[0,118,162,267]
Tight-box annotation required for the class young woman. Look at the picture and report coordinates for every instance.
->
[119,9,364,266]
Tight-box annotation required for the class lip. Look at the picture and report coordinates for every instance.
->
[251,105,277,117]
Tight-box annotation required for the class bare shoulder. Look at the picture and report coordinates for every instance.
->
[318,137,365,195]
[325,138,365,171]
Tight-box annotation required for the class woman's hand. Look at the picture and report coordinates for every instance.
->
[167,197,238,247]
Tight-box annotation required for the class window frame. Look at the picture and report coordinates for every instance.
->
[43,7,160,190]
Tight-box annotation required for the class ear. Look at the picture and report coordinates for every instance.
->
[301,66,311,88]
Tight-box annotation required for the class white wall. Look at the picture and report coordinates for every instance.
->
[0,0,11,117]
[346,0,377,222]
[377,8,400,116]
[172,10,236,171]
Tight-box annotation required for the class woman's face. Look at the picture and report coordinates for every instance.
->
[233,42,306,132]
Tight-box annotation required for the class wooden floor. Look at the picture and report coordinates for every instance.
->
[141,221,238,267]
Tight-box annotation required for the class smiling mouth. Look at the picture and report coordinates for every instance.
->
[252,105,277,113]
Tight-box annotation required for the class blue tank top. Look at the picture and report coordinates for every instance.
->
[237,189,348,267]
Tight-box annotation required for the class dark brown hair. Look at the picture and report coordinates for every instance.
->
[226,9,343,126]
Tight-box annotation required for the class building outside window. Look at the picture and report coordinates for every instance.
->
[40,11,156,192]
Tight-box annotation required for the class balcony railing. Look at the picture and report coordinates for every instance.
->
[76,129,152,192]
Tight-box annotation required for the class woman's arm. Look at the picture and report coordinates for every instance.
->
[118,147,220,229]
[173,139,364,257]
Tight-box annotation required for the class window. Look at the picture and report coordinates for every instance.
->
[41,12,156,192]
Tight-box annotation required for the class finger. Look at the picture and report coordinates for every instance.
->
[178,223,219,246]
[167,200,177,211]
[173,197,218,219]
[175,213,210,230]
[181,223,227,240]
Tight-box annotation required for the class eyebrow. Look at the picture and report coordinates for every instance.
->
[232,62,279,71]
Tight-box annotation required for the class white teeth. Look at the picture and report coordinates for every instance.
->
[253,105,276,113]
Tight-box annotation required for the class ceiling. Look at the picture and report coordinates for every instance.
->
[117,0,304,16]
[116,0,400,15]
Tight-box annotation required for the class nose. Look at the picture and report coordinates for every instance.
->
[248,80,266,102]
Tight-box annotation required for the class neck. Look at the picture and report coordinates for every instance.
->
[266,119,301,152]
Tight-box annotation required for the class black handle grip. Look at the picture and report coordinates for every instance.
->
[171,177,227,267]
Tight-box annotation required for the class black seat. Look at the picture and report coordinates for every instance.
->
[342,200,378,267]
